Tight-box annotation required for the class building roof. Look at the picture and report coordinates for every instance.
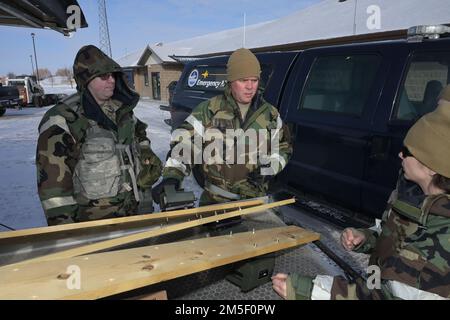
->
[116,47,147,68]
[118,0,450,66]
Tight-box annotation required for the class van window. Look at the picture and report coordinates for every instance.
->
[394,51,450,121]
[183,64,273,92]
[299,55,381,116]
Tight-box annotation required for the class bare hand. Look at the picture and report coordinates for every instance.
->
[271,273,288,299]
[341,228,366,251]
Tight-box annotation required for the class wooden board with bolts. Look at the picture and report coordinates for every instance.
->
[0,225,320,300]
[10,198,295,266]
[0,198,268,266]
[0,198,267,240]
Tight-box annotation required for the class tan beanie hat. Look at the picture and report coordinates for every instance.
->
[404,85,450,178]
[227,48,261,82]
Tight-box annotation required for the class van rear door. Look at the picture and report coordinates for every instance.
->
[279,46,387,214]
[364,45,450,216]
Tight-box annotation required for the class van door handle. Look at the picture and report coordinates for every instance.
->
[369,136,390,160]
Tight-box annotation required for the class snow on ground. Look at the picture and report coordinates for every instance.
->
[0,107,49,230]
[0,85,201,231]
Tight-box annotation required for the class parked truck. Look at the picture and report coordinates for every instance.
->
[165,25,450,223]
[6,76,45,108]
[0,84,21,117]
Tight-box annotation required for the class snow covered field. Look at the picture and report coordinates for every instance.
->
[0,86,202,231]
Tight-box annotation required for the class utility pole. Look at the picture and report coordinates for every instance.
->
[98,0,112,57]
[30,54,35,77]
[31,33,40,83]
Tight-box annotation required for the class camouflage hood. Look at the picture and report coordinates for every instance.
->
[73,45,139,111]
[73,45,123,91]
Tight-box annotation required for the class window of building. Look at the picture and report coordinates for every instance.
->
[299,55,381,116]
[123,69,135,89]
[151,72,161,100]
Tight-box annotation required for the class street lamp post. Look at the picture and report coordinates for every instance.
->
[30,54,35,77]
[31,33,40,83]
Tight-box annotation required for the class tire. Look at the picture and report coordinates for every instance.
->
[33,96,43,108]
[0,107,5,117]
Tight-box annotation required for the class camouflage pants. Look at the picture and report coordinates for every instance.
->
[330,276,395,300]
[289,274,395,300]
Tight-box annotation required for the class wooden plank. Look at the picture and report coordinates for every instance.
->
[0,198,267,266]
[126,290,168,300]
[11,198,295,266]
[0,225,319,300]
[0,198,266,240]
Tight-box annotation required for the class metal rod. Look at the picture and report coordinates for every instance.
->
[31,33,40,83]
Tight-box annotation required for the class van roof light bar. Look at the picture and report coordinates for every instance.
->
[407,25,450,42]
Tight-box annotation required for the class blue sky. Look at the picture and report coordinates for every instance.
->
[0,0,321,76]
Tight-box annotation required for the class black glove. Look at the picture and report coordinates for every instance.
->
[248,168,268,187]
[151,178,180,205]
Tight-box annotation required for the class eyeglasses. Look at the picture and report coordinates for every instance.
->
[400,145,413,158]
[98,73,114,81]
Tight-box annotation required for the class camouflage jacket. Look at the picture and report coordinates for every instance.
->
[163,85,292,202]
[355,174,450,298]
[36,45,162,225]
[286,174,450,300]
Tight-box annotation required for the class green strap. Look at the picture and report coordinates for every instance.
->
[392,199,427,225]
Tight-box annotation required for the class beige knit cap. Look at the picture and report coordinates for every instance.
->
[404,85,450,178]
[227,48,261,82]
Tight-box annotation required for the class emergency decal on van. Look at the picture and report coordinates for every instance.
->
[187,67,227,90]
[188,69,199,87]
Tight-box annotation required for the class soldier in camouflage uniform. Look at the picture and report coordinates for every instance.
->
[152,48,292,206]
[36,45,162,225]
[272,86,450,300]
